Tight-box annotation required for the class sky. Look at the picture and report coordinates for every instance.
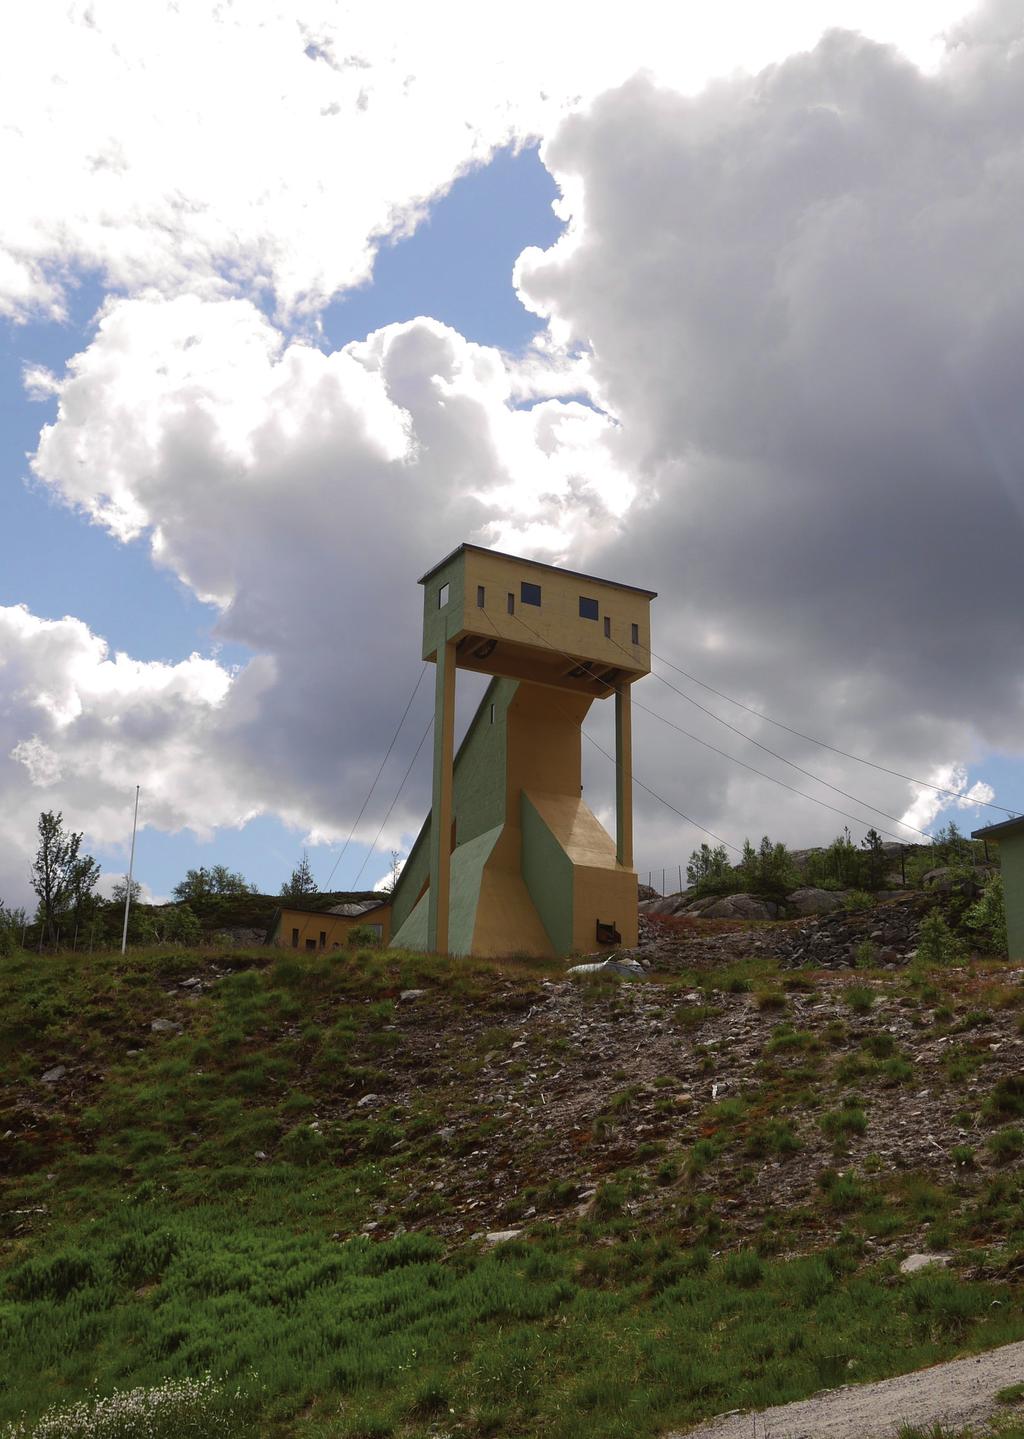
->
[1,0,1023,909]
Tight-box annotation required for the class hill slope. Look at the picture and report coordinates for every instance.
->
[2,914,1024,1438]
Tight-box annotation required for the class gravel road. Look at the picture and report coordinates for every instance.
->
[674,1340,1024,1439]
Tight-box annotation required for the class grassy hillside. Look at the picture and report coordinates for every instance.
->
[2,928,1024,1438]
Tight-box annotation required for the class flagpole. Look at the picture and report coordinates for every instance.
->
[121,785,140,955]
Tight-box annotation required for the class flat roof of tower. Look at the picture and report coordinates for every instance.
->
[418,542,658,598]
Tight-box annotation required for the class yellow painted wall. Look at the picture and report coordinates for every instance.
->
[273,905,391,950]
[462,547,651,675]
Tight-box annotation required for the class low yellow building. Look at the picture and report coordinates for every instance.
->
[266,898,391,951]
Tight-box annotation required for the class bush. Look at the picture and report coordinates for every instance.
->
[844,890,874,912]
[348,924,382,948]
[915,910,966,967]
[964,873,1008,957]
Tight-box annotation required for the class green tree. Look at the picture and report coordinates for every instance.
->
[686,842,730,889]
[860,828,887,890]
[173,865,254,901]
[160,904,201,944]
[31,811,98,944]
[110,877,142,907]
[0,901,27,957]
[280,851,317,900]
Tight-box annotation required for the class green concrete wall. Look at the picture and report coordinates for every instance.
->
[390,677,515,939]
[446,825,503,955]
[1001,831,1024,961]
[421,552,466,663]
[520,792,573,954]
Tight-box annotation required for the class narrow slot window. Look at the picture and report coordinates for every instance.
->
[476,585,485,607]
[579,595,599,620]
[603,616,611,638]
[520,581,541,607]
[291,927,299,948]
[438,582,450,608]
[507,592,515,615]
[319,930,326,949]
[489,703,495,724]
[631,622,640,644]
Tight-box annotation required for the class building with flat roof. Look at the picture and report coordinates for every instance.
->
[390,544,655,957]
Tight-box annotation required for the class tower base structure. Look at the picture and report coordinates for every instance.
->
[389,678,637,957]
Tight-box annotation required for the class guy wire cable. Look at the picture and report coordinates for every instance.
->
[645,644,1018,817]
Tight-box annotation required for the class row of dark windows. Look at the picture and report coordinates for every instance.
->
[443,579,640,643]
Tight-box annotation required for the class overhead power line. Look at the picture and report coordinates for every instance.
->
[286,665,429,954]
[502,606,932,846]
[647,646,1018,819]
[350,716,434,890]
[316,664,428,894]
[481,606,740,851]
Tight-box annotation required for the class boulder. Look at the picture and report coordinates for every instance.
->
[787,887,845,916]
[484,1229,522,1245]
[639,893,693,917]
[150,1018,182,1034]
[40,1065,67,1084]
[700,894,777,921]
[899,1252,952,1275]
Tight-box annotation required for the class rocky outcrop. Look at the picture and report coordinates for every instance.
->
[698,894,779,921]
[786,887,845,916]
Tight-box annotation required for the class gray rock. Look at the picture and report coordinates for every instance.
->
[41,1065,67,1084]
[150,1018,182,1034]
[787,887,845,916]
[640,893,694,917]
[399,988,427,1002]
[701,894,777,921]
[485,1229,522,1244]
[900,1252,953,1274]
[356,1093,381,1108]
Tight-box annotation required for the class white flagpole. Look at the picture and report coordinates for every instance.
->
[121,785,140,955]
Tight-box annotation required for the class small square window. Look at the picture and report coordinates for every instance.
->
[631,622,640,644]
[603,616,611,638]
[521,581,541,607]
[579,595,599,621]
[305,938,317,952]
[507,592,515,615]
[476,585,485,607]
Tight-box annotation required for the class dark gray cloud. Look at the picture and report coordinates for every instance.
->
[517,9,1024,863]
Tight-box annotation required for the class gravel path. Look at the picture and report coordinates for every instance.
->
[673,1340,1024,1439]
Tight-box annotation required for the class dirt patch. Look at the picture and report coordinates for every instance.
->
[674,1338,1024,1438]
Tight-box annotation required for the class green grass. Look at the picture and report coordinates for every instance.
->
[3,940,1024,1439]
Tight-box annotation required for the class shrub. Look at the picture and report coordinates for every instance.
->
[915,911,966,967]
[348,924,382,948]
[987,1128,1024,1164]
[844,890,874,912]
[844,985,875,1014]
[723,1249,764,1288]
[964,872,1008,956]
[983,1075,1024,1123]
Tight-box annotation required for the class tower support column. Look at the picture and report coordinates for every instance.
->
[615,681,633,868]
[428,638,457,953]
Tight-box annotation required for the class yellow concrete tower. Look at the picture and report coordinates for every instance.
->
[389,544,656,957]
